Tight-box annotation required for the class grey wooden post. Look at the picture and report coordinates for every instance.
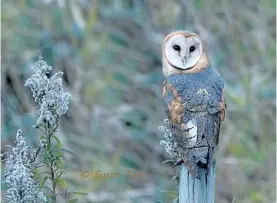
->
[179,161,215,203]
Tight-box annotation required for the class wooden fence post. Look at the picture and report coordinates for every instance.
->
[178,161,216,203]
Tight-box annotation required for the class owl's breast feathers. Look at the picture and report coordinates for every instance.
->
[163,66,224,120]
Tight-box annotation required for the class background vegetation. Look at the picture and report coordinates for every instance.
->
[1,0,276,202]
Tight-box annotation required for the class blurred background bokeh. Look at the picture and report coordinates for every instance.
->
[1,0,276,202]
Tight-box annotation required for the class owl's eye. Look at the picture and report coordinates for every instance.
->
[173,45,181,51]
[189,46,195,52]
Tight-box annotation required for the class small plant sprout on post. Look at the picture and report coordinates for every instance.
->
[161,31,226,203]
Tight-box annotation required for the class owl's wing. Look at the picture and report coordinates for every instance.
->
[191,111,221,177]
[219,89,227,122]
[162,80,184,124]
[162,80,199,177]
[213,89,226,145]
[162,80,226,178]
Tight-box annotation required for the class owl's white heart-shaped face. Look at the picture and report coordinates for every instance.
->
[164,34,203,70]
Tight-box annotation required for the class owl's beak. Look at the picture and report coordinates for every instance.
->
[182,57,187,64]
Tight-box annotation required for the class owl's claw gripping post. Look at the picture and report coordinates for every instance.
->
[173,158,184,168]
[173,156,198,178]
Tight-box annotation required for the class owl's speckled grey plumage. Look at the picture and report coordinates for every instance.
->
[162,30,226,179]
[163,65,225,178]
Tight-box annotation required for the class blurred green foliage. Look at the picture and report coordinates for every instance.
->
[1,0,276,202]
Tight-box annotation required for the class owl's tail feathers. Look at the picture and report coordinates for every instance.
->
[206,148,215,176]
[175,146,213,179]
[173,152,198,178]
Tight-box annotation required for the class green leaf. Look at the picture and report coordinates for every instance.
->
[172,175,180,184]
[160,190,178,198]
[33,168,41,179]
[176,176,180,184]
[52,135,62,149]
[167,191,178,198]
[53,158,64,169]
[57,179,68,190]
[68,199,78,203]
[70,192,87,196]
[54,171,63,183]
[39,176,50,188]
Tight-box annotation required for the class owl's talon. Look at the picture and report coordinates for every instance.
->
[173,158,184,168]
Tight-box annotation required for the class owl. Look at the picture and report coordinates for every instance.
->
[162,30,226,179]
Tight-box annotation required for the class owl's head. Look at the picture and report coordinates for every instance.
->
[162,30,209,77]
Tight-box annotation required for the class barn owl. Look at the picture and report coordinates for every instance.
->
[162,30,226,179]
